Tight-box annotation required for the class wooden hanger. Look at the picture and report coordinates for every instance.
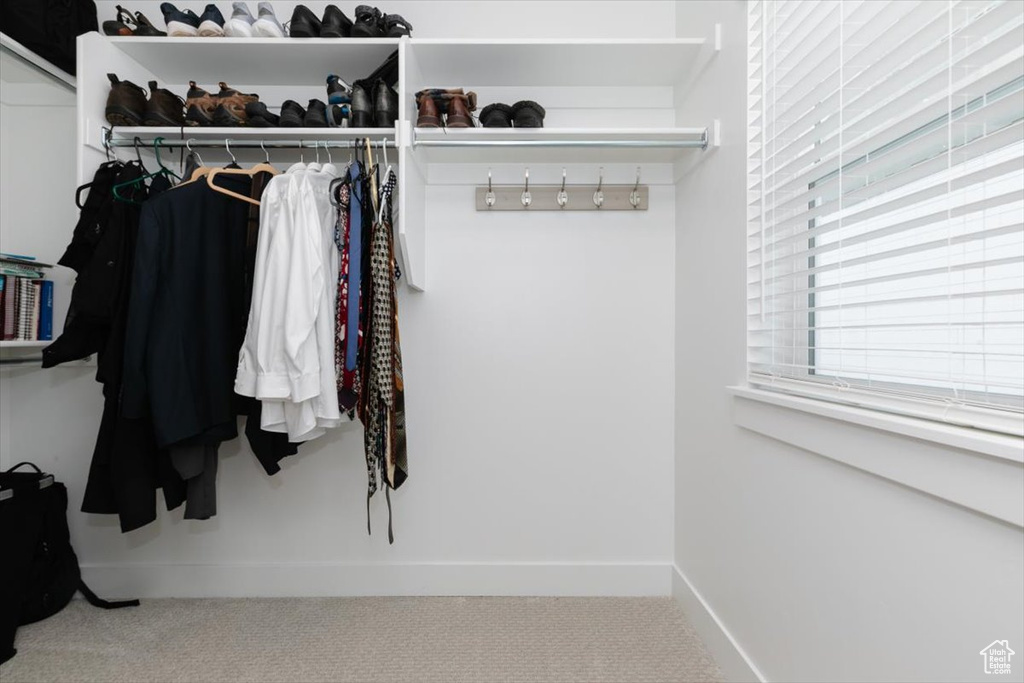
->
[205,139,279,205]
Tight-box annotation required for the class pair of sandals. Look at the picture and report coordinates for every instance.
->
[102,5,167,36]
[353,5,413,37]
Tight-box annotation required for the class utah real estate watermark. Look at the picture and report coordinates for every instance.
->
[980,640,1015,675]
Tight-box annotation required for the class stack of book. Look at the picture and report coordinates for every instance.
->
[0,254,54,342]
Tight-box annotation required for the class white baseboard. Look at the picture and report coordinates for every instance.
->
[672,565,766,683]
[80,562,674,599]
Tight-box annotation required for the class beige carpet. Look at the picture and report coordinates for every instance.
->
[1,596,723,683]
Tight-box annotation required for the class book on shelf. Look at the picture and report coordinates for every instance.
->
[39,280,54,341]
[0,253,53,280]
[0,275,54,342]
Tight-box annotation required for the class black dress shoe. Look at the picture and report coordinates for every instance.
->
[304,99,328,127]
[279,100,306,127]
[321,5,352,37]
[372,79,397,128]
[288,4,321,37]
[245,101,280,127]
[350,83,372,128]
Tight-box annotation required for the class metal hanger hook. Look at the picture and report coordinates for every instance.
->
[225,138,237,166]
[323,141,332,164]
[260,140,270,163]
[186,138,204,167]
[382,137,389,168]
[132,136,144,165]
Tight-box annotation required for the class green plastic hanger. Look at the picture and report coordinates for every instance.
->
[112,137,178,204]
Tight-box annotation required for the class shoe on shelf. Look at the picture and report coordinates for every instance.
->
[372,79,398,128]
[415,88,477,116]
[304,99,328,127]
[480,103,514,128]
[279,100,306,127]
[213,103,246,127]
[351,5,384,37]
[288,4,322,37]
[198,4,226,36]
[185,81,217,126]
[133,10,167,36]
[105,74,147,126]
[245,101,280,127]
[383,14,412,37]
[326,74,352,104]
[327,104,350,127]
[102,5,136,35]
[447,94,475,128]
[224,2,256,37]
[416,94,440,128]
[144,80,186,126]
[321,5,352,37]
[512,100,545,128]
[349,83,372,128]
[253,1,286,37]
[161,2,200,36]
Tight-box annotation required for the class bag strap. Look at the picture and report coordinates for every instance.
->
[78,580,140,610]
[5,462,43,474]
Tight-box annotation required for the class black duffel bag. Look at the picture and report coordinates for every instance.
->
[0,462,138,664]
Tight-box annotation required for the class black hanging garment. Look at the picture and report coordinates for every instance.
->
[0,463,138,665]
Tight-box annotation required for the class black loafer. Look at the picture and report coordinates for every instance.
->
[321,5,352,37]
[279,99,306,127]
[245,101,280,127]
[289,4,321,37]
[480,103,514,128]
[512,100,546,128]
[304,99,328,127]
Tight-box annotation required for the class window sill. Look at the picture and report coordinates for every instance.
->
[728,386,1024,528]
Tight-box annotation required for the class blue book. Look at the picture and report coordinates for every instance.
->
[38,280,54,341]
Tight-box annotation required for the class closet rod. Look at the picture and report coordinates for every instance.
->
[104,138,394,150]
[413,138,708,150]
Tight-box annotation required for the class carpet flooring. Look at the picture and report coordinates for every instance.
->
[1,596,724,683]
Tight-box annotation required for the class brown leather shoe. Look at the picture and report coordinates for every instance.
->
[447,94,475,128]
[105,73,147,126]
[415,88,477,114]
[144,81,185,126]
[416,94,440,127]
[214,82,259,126]
[185,81,217,126]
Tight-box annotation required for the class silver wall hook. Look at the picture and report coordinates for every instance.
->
[594,166,605,208]
[630,166,642,208]
[557,167,568,208]
[485,168,496,207]
[521,167,532,207]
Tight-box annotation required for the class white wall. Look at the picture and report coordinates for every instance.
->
[672,2,1024,682]
[0,2,679,598]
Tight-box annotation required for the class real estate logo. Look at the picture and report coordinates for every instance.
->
[980,640,1015,675]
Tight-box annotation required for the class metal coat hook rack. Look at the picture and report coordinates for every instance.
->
[476,167,649,211]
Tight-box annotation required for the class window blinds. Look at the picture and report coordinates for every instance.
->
[747,0,1024,436]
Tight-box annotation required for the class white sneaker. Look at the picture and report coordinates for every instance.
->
[224,2,256,37]
[252,2,286,37]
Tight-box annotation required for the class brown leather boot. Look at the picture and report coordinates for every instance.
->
[417,94,440,127]
[447,94,474,128]
[185,81,217,126]
[104,73,147,126]
[144,81,185,126]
